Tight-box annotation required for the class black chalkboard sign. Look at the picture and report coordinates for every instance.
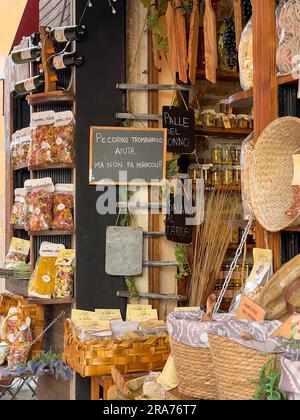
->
[165,193,195,244]
[89,127,167,185]
[163,106,195,154]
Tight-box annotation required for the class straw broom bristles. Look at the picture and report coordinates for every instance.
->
[188,189,240,307]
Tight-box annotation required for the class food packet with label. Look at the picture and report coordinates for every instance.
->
[18,127,31,165]
[24,178,54,232]
[53,249,75,299]
[53,111,75,164]
[4,238,30,270]
[52,184,74,231]
[29,111,56,168]
[10,132,19,167]
[28,242,65,299]
[10,188,26,226]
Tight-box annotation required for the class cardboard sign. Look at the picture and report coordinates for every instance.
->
[127,309,158,322]
[165,192,194,244]
[95,309,122,320]
[272,314,300,340]
[236,295,266,322]
[163,106,195,154]
[106,227,143,276]
[89,127,167,185]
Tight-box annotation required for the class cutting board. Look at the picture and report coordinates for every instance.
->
[204,0,217,84]
[188,0,200,85]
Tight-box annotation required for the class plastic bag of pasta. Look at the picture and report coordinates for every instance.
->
[28,242,65,299]
[24,178,54,232]
[53,111,75,164]
[29,111,56,168]
[10,188,26,226]
[52,184,74,231]
[53,249,75,299]
[239,19,253,91]
[4,238,30,270]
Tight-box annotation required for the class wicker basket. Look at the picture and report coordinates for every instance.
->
[63,319,170,378]
[0,292,44,358]
[170,338,218,400]
[250,116,300,232]
[208,334,278,400]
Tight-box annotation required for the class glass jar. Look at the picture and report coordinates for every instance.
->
[194,109,202,128]
[223,166,234,186]
[234,147,241,165]
[219,99,230,115]
[211,166,222,186]
[233,166,241,185]
[201,109,216,128]
[229,114,237,129]
[248,110,254,129]
[211,144,223,165]
[237,114,249,129]
[215,113,225,128]
[223,145,236,165]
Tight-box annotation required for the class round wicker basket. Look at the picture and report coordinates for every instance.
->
[250,116,300,232]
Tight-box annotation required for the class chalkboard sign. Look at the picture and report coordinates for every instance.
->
[106,227,143,276]
[165,193,194,244]
[163,107,195,154]
[89,127,167,185]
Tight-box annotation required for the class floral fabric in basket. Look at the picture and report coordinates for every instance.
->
[166,311,233,349]
[279,357,300,401]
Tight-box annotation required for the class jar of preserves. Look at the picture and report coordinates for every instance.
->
[234,165,241,185]
[229,114,237,128]
[194,109,202,128]
[201,109,216,128]
[234,146,242,165]
[223,166,234,186]
[215,113,225,128]
[211,166,222,186]
[237,114,249,129]
[223,145,236,165]
[219,99,230,114]
[248,110,254,129]
[211,144,223,165]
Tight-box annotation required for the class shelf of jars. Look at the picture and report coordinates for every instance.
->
[196,127,252,137]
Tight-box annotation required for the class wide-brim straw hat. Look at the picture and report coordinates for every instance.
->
[250,116,300,232]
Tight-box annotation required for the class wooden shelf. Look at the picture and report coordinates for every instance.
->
[228,89,253,108]
[283,226,300,232]
[27,297,74,305]
[29,163,75,171]
[13,162,28,171]
[29,230,74,237]
[12,225,25,230]
[196,127,251,137]
[26,90,75,106]
[196,69,240,83]
[277,74,298,86]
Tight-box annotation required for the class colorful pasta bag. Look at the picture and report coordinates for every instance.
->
[29,111,56,168]
[10,188,26,226]
[53,111,75,164]
[53,249,75,299]
[24,178,54,232]
[18,127,31,165]
[10,132,18,167]
[28,242,65,299]
[7,317,32,367]
[4,238,30,270]
[52,184,74,231]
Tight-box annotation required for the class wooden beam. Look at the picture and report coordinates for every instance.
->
[253,0,281,271]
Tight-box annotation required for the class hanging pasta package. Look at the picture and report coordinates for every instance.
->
[52,184,74,231]
[53,111,75,164]
[276,0,300,76]
[28,242,65,299]
[10,132,18,167]
[239,19,253,91]
[18,127,31,166]
[29,111,56,168]
[4,238,30,270]
[10,188,26,226]
[53,249,75,299]
[24,178,54,232]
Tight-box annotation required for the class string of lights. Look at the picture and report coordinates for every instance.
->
[79,0,118,24]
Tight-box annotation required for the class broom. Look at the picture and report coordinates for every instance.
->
[189,189,240,307]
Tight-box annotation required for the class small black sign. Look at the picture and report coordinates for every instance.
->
[165,193,194,244]
[163,106,195,154]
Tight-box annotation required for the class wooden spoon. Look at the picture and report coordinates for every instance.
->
[204,0,217,84]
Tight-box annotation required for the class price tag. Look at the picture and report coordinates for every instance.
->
[222,115,232,129]
[236,295,266,322]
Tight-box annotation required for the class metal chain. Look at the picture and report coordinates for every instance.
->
[213,213,254,315]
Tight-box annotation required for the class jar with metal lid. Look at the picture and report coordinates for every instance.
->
[215,113,225,128]
[233,165,241,185]
[219,99,230,115]
[234,146,242,165]
[223,145,236,165]
[223,166,234,186]
[194,109,202,128]
[229,114,237,129]
[248,110,254,130]
[211,144,223,165]
[211,166,222,186]
[201,109,216,128]
[236,114,249,129]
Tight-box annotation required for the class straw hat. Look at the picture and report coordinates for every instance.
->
[250,116,300,232]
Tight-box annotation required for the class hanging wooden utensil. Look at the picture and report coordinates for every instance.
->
[175,0,188,83]
[166,0,178,72]
[204,0,217,84]
[150,2,161,70]
[188,0,200,85]
[203,294,217,322]
[233,0,243,48]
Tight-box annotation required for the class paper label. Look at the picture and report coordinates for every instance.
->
[54,28,67,43]
[95,309,122,320]
[80,320,111,331]
[126,304,152,321]
[31,111,56,128]
[54,111,74,127]
[39,242,65,258]
[222,115,232,129]
[14,188,26,203]
[127,309,158,322]
[55,249,76,267]
[236,295,266,322]
[174,307,201,313]
[55,184,74,193]
[25,177,55,193]
[272,314,300,340]
[56,137,63,145]
[8,238,30,256]
[71,310,110,329]
[24,78,36,92]
[42,275,51,283]
[53,55,66,70]
[21,48,32,60]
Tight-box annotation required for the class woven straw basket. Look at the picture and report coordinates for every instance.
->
[250,116,300,232]
[0,292,44,358]
[63,319,170,378]
[170,338,218,400]
[208,335,278,400]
